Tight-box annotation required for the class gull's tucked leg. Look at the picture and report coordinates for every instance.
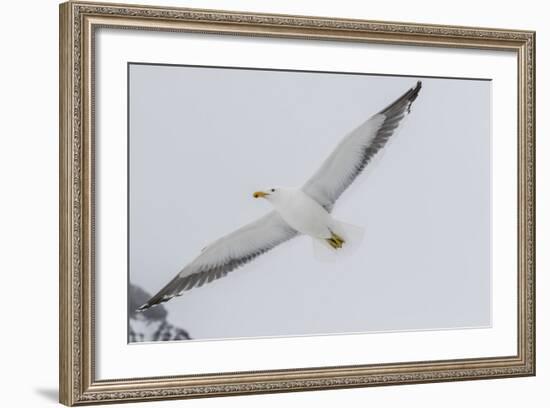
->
[312,219,365,262]
[326,230,345,249]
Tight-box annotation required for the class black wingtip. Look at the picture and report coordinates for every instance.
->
[406,81,422,112]
[136,301,159,312]
[136,294,174,313]
[136,303,149,313]
[380,80,422,116]
[409,81,422,102]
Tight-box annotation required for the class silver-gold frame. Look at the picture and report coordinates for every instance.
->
[59,1,536,405]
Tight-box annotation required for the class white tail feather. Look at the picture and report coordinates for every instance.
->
[312,219,365,262]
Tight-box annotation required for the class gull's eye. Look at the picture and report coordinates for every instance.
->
[271,188,275,192]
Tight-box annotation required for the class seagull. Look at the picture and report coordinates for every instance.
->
[137,81,422,312]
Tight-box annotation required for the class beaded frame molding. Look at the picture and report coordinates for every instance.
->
[59,1,535,405]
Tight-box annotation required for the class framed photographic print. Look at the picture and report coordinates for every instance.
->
[59,1,536,405]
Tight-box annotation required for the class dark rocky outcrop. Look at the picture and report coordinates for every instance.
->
[128,284,191,342]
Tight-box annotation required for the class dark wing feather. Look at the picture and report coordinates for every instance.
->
[302,81,422,211]
[136,211,297,312]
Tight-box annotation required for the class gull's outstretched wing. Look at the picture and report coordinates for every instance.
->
[302,81,422,211]
[136,212,297,312]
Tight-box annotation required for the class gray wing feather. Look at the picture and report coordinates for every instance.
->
[137,211,297,312]
[302,81,422,211]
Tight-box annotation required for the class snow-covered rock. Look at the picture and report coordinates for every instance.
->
[128,284,191,342]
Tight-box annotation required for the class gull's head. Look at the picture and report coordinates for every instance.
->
[253,187,286,203]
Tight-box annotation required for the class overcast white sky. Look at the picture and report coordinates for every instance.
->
[128,63,491,341]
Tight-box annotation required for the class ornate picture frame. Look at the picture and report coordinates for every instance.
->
[59,1,535,405]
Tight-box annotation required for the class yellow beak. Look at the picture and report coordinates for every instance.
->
[253,191,268,198]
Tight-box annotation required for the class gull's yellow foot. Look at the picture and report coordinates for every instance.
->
[326,232,345,249]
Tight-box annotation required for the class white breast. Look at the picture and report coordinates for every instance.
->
[271,189,332,239]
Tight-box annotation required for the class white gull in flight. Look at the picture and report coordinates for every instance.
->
[137,81,422,312]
